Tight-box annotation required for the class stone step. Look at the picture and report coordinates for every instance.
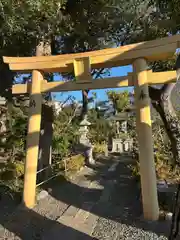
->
[74,202,94,223]
[57,191,99,225]
[55,178,103,236]
[57,210,98,236]
[74,214,98,236]
[45,213,98,239]
[62,205,79,218]
[82,212,99,235]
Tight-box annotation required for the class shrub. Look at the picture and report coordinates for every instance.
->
[65,154,85,172]
[129,119,180,183]
[52,134,70,158]
[52,104,79,161]
[53,154,85,173]
[0,161,24,194]
[93,143,107,154]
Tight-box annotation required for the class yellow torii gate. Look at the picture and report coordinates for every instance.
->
[3,34,180,221]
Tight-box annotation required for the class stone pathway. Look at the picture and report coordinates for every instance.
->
[0,155,115,239]
[0,154,172,239]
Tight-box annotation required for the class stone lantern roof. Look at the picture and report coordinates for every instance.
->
[79,117,91,126]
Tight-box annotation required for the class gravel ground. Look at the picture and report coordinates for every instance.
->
[93,219,168,240]
[92,157,171,240]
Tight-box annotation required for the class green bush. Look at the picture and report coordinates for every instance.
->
[66,154,85,172]
[53,154,85,176]
[93,143,107,154]
[129,119,180,183]
[0,104,26,194]
[52,104,79,160]
[52,134,70,158]
[89,120,110,144]
[0,161,24,194]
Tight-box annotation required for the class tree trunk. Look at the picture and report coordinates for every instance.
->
[80,89,89,120]
[38,104,53,181]
[149,82,180,165]
[36,41,54,181]
[80,68,105,121]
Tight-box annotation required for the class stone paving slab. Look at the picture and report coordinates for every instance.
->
[74,202,95,223]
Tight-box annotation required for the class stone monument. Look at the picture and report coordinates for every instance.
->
[79,116,95,165]
[121,120,127,133]
[108,112,133,154]
[112,138,123,153]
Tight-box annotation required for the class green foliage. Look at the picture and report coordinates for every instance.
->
[0,104,26,155]
[87,90,133,144]
[6,106,27,152]
[0,0,123,96]
[52,103,79,159]
[153,122,176,180]
[130,116,180,183]
[65,154,85,173]
[107,90,130,113]
[58,0,121,54]
[52,135,70,158]
[0,0,66,52]
[93,143,107,154]
[0,160,24,194]
[0,161,24,180]
[0,101,26,194]
[53,154,85,177]
[88,108,111,144]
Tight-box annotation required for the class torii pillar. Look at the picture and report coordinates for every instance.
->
[133,58,159,220]
[23,70,43,208]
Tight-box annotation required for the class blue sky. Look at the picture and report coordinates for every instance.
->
[52,65,133,102]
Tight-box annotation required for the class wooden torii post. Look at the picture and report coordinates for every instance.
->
[3,35,180,220]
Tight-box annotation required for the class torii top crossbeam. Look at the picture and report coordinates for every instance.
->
[3,34,180,73]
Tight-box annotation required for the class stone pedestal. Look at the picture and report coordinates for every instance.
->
[123,139,133,152]
[124,140,129,152]
[112,138,123,153]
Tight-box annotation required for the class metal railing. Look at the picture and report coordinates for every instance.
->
[36,155,80,187]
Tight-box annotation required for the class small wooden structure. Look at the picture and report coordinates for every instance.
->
[3,34,180,220]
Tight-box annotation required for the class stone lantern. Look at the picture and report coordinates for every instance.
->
[79,116,95,165]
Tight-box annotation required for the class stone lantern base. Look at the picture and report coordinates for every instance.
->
[85,146,95,165]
